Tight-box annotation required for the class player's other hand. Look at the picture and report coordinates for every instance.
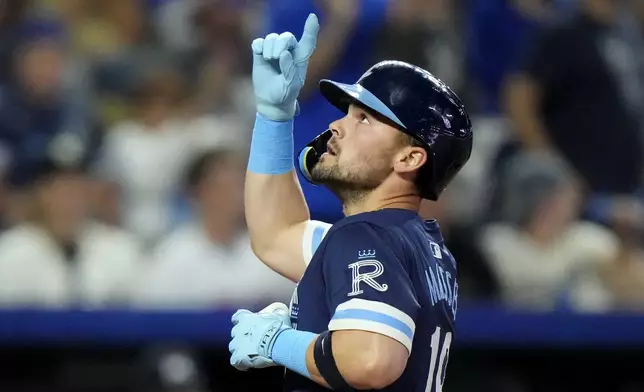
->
[228,303,292,371]
[251,13,320,122]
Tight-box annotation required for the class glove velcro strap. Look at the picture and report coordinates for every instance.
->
[313,331,357,391]
[258,320,283,357]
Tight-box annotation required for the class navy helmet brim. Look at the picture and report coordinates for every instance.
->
[319,79,407,130]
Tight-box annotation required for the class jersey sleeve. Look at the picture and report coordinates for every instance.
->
[322,223,420,354]
[302,220,333,265]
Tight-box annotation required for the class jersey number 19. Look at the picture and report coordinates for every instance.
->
[425,326,452,392]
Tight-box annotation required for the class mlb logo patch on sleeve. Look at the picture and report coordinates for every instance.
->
[430,242,442,259]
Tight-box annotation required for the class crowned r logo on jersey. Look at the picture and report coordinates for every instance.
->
[347,259,389,297]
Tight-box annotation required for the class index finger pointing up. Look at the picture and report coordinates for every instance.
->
[294,13,320,61]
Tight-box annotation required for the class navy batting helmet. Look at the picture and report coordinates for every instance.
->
[297,60,473,201]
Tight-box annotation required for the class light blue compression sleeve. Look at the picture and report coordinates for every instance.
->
[247,113,294,175]
[271,329,317,379]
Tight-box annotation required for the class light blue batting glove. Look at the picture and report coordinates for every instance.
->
[228,303,291,371]
[251,13,320,122]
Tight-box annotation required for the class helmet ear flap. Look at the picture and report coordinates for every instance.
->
[297,130,333,183]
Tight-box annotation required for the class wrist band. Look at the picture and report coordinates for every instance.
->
[271,329,317,378]
[248,113,294,175]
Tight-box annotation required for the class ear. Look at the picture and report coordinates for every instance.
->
[393,146,427,175]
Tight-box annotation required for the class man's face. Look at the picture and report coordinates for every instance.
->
[17,40,65,101]
[198,158,245,219]
[36,172,89,240]
[310,104,412,195]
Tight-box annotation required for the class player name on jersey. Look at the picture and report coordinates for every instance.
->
[426,244,458,320]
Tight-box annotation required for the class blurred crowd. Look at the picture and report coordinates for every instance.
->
[1,0,644,314]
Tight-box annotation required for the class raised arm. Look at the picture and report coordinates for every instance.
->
[245,14,329,282]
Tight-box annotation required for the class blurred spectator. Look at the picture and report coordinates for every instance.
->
[134,148,294,309]
[480,152,625,312]
[149,0,257,128]
[0,0,30,86]
[373,0,464,95]
[187,0,256,148]
[59,0,161,126]
[422,0,465,95]
[466,0,553,113]
[88,176,123,227]
[190,0,255,118]
[0,29,99,188]
[96,62,232,246]
[61,0,148,59]
[152,0,202,56]
[504,0,644,230]
[0,140,142,308]
[600,245,644,311]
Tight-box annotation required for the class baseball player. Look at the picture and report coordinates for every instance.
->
[228,13,473,392]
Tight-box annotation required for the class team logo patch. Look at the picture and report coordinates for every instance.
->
[430,242,442,259]
[348,259,388,297]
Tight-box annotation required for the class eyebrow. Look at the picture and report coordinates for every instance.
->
[349,103,402,130]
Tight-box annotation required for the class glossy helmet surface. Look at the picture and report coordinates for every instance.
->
[298,60,473,200]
